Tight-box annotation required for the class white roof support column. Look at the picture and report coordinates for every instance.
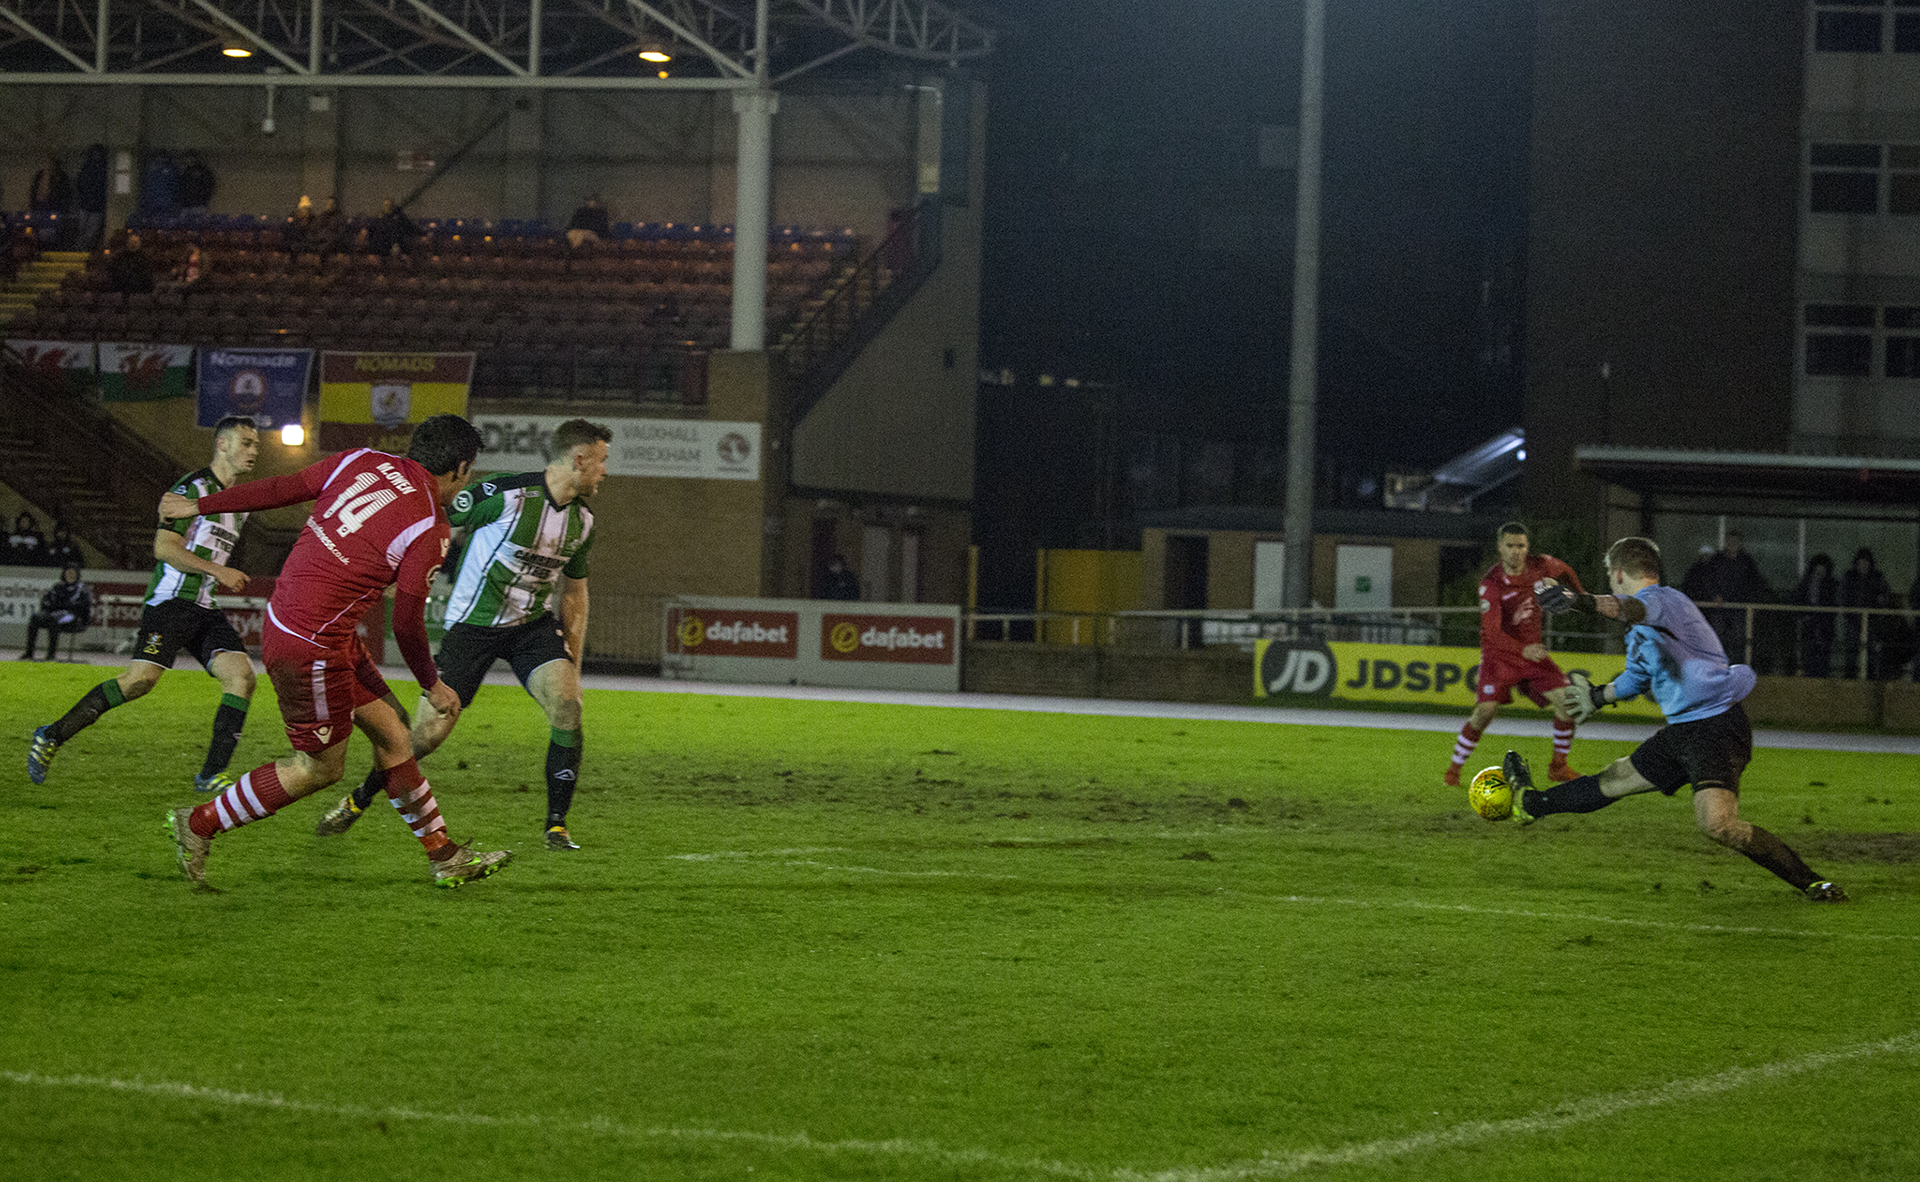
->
[729,88,777,351]
[729,0,776,352]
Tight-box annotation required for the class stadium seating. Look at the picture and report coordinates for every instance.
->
[7,213,862,406]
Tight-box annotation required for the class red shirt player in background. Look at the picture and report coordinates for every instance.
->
[1445,521,1587,787]
[158,414,512,888]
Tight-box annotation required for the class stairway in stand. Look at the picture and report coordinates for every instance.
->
[0,251,90,329]
[0,344,182,569]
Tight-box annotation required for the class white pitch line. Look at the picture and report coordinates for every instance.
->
[668,850,1920,944]
[0,1070,1107,1182]
[1118,1030,1920,1182]
[10,1032,1920,1182]
[1223,891,1920,944]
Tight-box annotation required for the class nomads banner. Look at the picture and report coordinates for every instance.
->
[1252,638,1662,719]
[98,343,194,402]
[196,347,312,429]
[5,340,96,392]
[318,351,474,451]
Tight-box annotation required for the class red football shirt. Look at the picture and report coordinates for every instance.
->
[1478,553,1583,667]
[196,448,449,682]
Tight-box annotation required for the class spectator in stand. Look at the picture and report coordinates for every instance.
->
[106,232,156,296]
[284,195,315,256]
[164,244,206,295]
[44,524,82,569]
[821,553,861,601]
[1714,530,1770,664]
[368,198,421,257]
[1910,569,1920,683]
[75,144,108,252]
[139,152,182,221]
[19,564,92,661]
[29,157,73,219]
[0,215,17,287]
[9,512,47,565]
[1795,553,1838,679]
[179,150,216,213]
[310,197,347,266]
[565,194,611,250]
[9,221,42,271]
[1837,547,1893,680]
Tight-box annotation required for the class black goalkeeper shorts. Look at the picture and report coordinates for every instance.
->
[1629,703,1753,796]
[434,615,572,708]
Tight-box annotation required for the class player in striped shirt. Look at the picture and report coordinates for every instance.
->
[159,414,510,888]
[318,418,609,851]
[27,416,260,793]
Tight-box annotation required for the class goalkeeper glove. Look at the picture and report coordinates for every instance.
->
[1565,672,1610,724]
[1536,581,1594,616]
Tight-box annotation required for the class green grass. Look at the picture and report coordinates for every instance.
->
[3,662,1917,1181]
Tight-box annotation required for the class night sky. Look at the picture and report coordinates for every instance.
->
[974,0,1535,469]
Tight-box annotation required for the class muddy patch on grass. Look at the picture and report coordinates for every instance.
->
[1807,832,1920,863]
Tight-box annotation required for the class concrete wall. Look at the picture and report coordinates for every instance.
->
[1138,527,1443,610]
[789,80,985,504]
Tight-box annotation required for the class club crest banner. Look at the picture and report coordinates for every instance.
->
[98,343,194,402]
[319,351,473,451]
[5,340,96,392]
[196,347,312,428]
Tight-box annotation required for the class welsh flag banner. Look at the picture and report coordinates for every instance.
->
[4,340,97,392]
[98,343,195,402]
[318,351,474,451]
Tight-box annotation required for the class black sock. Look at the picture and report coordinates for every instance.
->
[351,765,385,811]
[1741,825,1821,891]
[50,679,126,744]
[198,694,250,779]
[1526,775,1613,817]
[546,728,581,827]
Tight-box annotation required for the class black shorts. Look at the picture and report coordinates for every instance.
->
[1629,703,1752,796]
[435,615,571,708]
[133,599,247,671]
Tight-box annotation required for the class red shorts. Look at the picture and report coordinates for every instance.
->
[1475,655,1569,708]
[262,629,392,753]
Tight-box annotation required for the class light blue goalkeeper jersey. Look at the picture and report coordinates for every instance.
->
[1611,583,1756,724]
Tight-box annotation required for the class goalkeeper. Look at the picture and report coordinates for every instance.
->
[1501,535,1847,902]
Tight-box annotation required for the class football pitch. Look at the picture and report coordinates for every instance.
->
[3,662,1917,1181]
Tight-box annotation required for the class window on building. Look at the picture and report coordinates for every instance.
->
[1804,304,1875,376]
[1815,3,1886,53]
[1891,146,1920,213]
[1811,144,1883,213]
[1897,0,1920,51]
[1883,307,1920,376]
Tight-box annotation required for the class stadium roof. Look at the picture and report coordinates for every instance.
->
[0,1,995,89]
[1574,445,1920,505]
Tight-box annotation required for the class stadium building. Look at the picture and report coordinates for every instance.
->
[1,1,989,665]
[1524,0,1920,600]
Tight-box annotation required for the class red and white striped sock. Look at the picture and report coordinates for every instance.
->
[1450,722,1483,771]
[382,758,452,856]
[189,762,295,838]
[1552,719,1574,763]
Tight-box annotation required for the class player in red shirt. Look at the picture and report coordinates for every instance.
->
[157,414,512,888]
[1445,521,1586,786]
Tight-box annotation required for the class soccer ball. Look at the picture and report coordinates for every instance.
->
[1468,766,1513,821]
